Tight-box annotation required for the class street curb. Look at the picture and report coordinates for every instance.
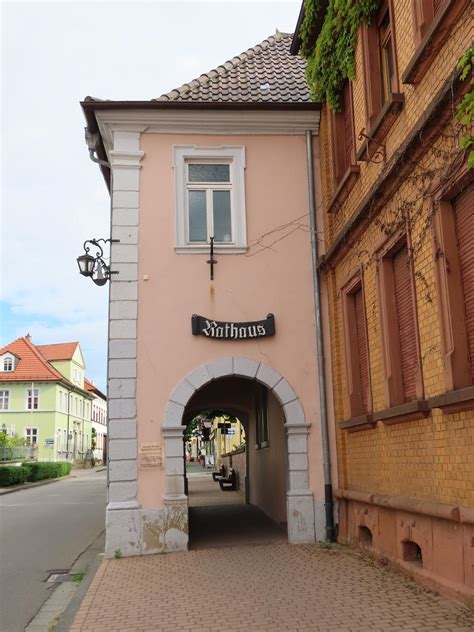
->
[0,476,68,496]
[0,467,106,495]
[54,531,105,632]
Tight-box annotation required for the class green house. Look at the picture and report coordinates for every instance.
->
[0,336,94,461]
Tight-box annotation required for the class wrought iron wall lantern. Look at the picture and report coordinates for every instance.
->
[77,238,119,286]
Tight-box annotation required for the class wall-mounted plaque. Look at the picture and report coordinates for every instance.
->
[191,313,275,340]
[139,443,163,468]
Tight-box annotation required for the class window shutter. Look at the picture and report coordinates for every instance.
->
[393,245,418,401]
[454,183,474,382]
[433,0,443,14]
[354,287,369,413]
[343,82,354,169]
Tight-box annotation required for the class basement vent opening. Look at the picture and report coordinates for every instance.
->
[358,525,373,546]
[402,540,423,567]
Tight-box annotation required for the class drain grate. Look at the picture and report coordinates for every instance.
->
[46,572,74,583]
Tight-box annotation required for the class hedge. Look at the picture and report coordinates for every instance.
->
[21,461,72,481]
[0,466,29,487]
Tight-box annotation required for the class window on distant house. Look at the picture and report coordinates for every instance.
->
[332,81,357,185]
[412,0,444,46]
[342,276,371,418]
[434,181,474,390]
[174,145,247,251]
[377,235,422,407]
[255,384,269,448]
[0,390,10,411]
[25,427,38,444]
[3,357,13,372]
[362,0,399,129]
[26,388,39,410]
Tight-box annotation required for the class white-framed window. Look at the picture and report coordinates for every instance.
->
[2,356,13,371]
[26,388,39,410]
[25,427,38,444]
[0,390,9,411]
[57,428,62,451]
[173,145,247,252]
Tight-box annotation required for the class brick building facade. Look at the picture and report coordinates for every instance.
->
[294,0,473,601]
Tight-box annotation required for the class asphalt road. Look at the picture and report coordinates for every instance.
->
[0,468,106,632]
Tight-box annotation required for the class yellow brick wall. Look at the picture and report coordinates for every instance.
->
[320,2,474,506]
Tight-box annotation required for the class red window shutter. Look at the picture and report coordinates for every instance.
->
[354,287,369,413]
[454,183,474,382]
[393,245,418,401]
[343,82,354,170]
[433,0,443,14]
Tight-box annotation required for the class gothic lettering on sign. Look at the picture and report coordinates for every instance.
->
[191,314,275,340]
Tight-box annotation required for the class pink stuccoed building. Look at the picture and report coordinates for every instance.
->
[81,33,337,556]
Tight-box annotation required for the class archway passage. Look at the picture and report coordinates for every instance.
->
[162,358,316,551]
[183,383,288,548]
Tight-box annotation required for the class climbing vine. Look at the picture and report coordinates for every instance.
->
[456,47,474,168]
[300,0,377,111]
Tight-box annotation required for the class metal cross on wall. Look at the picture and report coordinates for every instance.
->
[207,236,218,281]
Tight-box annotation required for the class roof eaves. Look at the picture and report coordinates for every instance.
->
[290,0,329,56]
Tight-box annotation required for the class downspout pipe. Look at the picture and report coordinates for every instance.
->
[305,129,336,542]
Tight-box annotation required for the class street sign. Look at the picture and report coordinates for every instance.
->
[226,429,236,436]
[217,423,232,429]
[45,439,54,446]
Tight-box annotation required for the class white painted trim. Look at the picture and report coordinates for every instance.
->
[173,145,247,251]
[96,110,320,156]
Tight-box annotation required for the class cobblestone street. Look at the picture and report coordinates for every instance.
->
[70,541,473,631]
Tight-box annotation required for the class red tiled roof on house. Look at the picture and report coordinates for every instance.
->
[0,337,65,382]
[85,377,107,400]
[36,342,78,361]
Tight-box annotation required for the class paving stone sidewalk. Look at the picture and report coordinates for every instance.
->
[70,542,474,632]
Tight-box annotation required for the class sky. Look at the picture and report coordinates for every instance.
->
[1,0,301,391]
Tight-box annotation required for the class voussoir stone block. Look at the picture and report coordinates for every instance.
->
[273,378,298,405]
[233,357,261,378]
[112,208,139,226]
[185,364,212,389]
[289,452,308,471]
[111,244,138,265]
[207,357,233,379]
[169,379,195,406]
[256,364,283,389]
[112,167,140,192]
[283,399,305,425]
[163,400,185,427]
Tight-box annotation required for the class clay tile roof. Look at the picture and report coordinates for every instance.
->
[155,32,310,103]
[0,337,65,382]
[36,342,78,361]
[84,377,106,400]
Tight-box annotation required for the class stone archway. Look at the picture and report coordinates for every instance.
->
[162,357,316,551]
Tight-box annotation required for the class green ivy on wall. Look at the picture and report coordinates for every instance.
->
[456,48,474,169]
[300,0,378,111]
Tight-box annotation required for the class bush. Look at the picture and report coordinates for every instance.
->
[0,465,29,487]
[21,461,72,482]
